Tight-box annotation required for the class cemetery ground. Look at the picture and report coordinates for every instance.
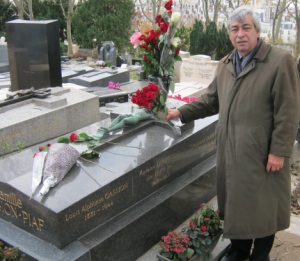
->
[268,147,300,261]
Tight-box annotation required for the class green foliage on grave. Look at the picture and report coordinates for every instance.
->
[72,0,135,53]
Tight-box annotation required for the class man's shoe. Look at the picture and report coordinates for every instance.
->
[220,249,249,261]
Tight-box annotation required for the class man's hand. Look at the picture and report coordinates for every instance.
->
[266,154,284,172]
[165,109,181,121]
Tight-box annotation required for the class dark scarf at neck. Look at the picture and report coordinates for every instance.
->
[234,38,262,76]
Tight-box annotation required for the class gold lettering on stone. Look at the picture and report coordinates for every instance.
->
[21,211,44,231]
[0,190,45,231]
[64,182,129,222]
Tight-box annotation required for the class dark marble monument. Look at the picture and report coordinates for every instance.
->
[98,41,117,67]
[5,20,62,91]
[0,100,218,260]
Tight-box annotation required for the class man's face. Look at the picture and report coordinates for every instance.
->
[229,15,260,57]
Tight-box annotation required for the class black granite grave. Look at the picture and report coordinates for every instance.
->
[0,101,218,260]
[6,20,62,91]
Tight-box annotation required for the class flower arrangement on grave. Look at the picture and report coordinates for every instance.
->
[130,0,182,93]
[108,81,121,90]
[0,241,25,261]
[184,203,222,260]
[131,83,181,135]
[96,60,111,68]
[30,109,152,198]
[158,203,221,261]
[131,83,167,120]
[160,231,194,260]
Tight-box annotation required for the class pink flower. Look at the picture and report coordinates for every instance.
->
[130,32,142,48]
[70,133,79,142]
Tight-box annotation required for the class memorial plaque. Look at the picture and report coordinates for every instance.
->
[6,19,62,91]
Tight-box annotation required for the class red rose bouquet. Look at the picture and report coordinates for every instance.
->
[131,83,168,120]
[130,0,182,92]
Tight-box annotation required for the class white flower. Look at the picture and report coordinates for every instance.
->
[172,37,181,47]
[171,12,181,23]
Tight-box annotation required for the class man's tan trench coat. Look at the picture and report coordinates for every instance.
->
[179,40,300,239]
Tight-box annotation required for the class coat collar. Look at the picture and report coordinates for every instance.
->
[223,40,271,65]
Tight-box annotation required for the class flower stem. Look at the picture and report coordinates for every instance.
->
[104,141,142,149]
[79,156,115,174]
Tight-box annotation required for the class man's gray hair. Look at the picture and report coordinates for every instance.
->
[227,5,261,33]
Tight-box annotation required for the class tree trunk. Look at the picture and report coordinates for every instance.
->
[67,0,74,56]
[274,0,286,43]
[27,0,34,20]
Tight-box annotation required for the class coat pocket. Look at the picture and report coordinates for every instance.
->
[251,126,269,156]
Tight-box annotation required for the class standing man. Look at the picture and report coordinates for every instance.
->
[166,6,299,261]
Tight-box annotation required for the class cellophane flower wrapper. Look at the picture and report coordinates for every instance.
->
[38,143,80,197]
[31,151,48,198]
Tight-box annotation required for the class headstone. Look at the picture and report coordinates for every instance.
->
[5,19,62,91]
[174,51,190,83]
[0,87,100,156]
[0,99,218,260]
[68,67,130,87]
[98,41,117,66]
[180,55,219,84]
[0,45,9,73]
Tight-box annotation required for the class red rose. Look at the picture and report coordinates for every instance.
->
[70,133,79,142]
[146,91,156,101]
[201,226,207,232]
[46,143,51,147]
[143,55,148,62]
[164,0,173,10]
[39,147,44,151]
[175,47,180,54]
[168,10,172,15]
[189,220,195,228]
[159,22,169,33]
[155,14,164,25]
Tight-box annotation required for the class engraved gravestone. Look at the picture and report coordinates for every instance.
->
[0,99,219,260]
[6,19,62,91]
[180,55,218,84]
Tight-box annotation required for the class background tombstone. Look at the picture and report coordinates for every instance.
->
[6,19,62,91]
[98,41,117,66]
